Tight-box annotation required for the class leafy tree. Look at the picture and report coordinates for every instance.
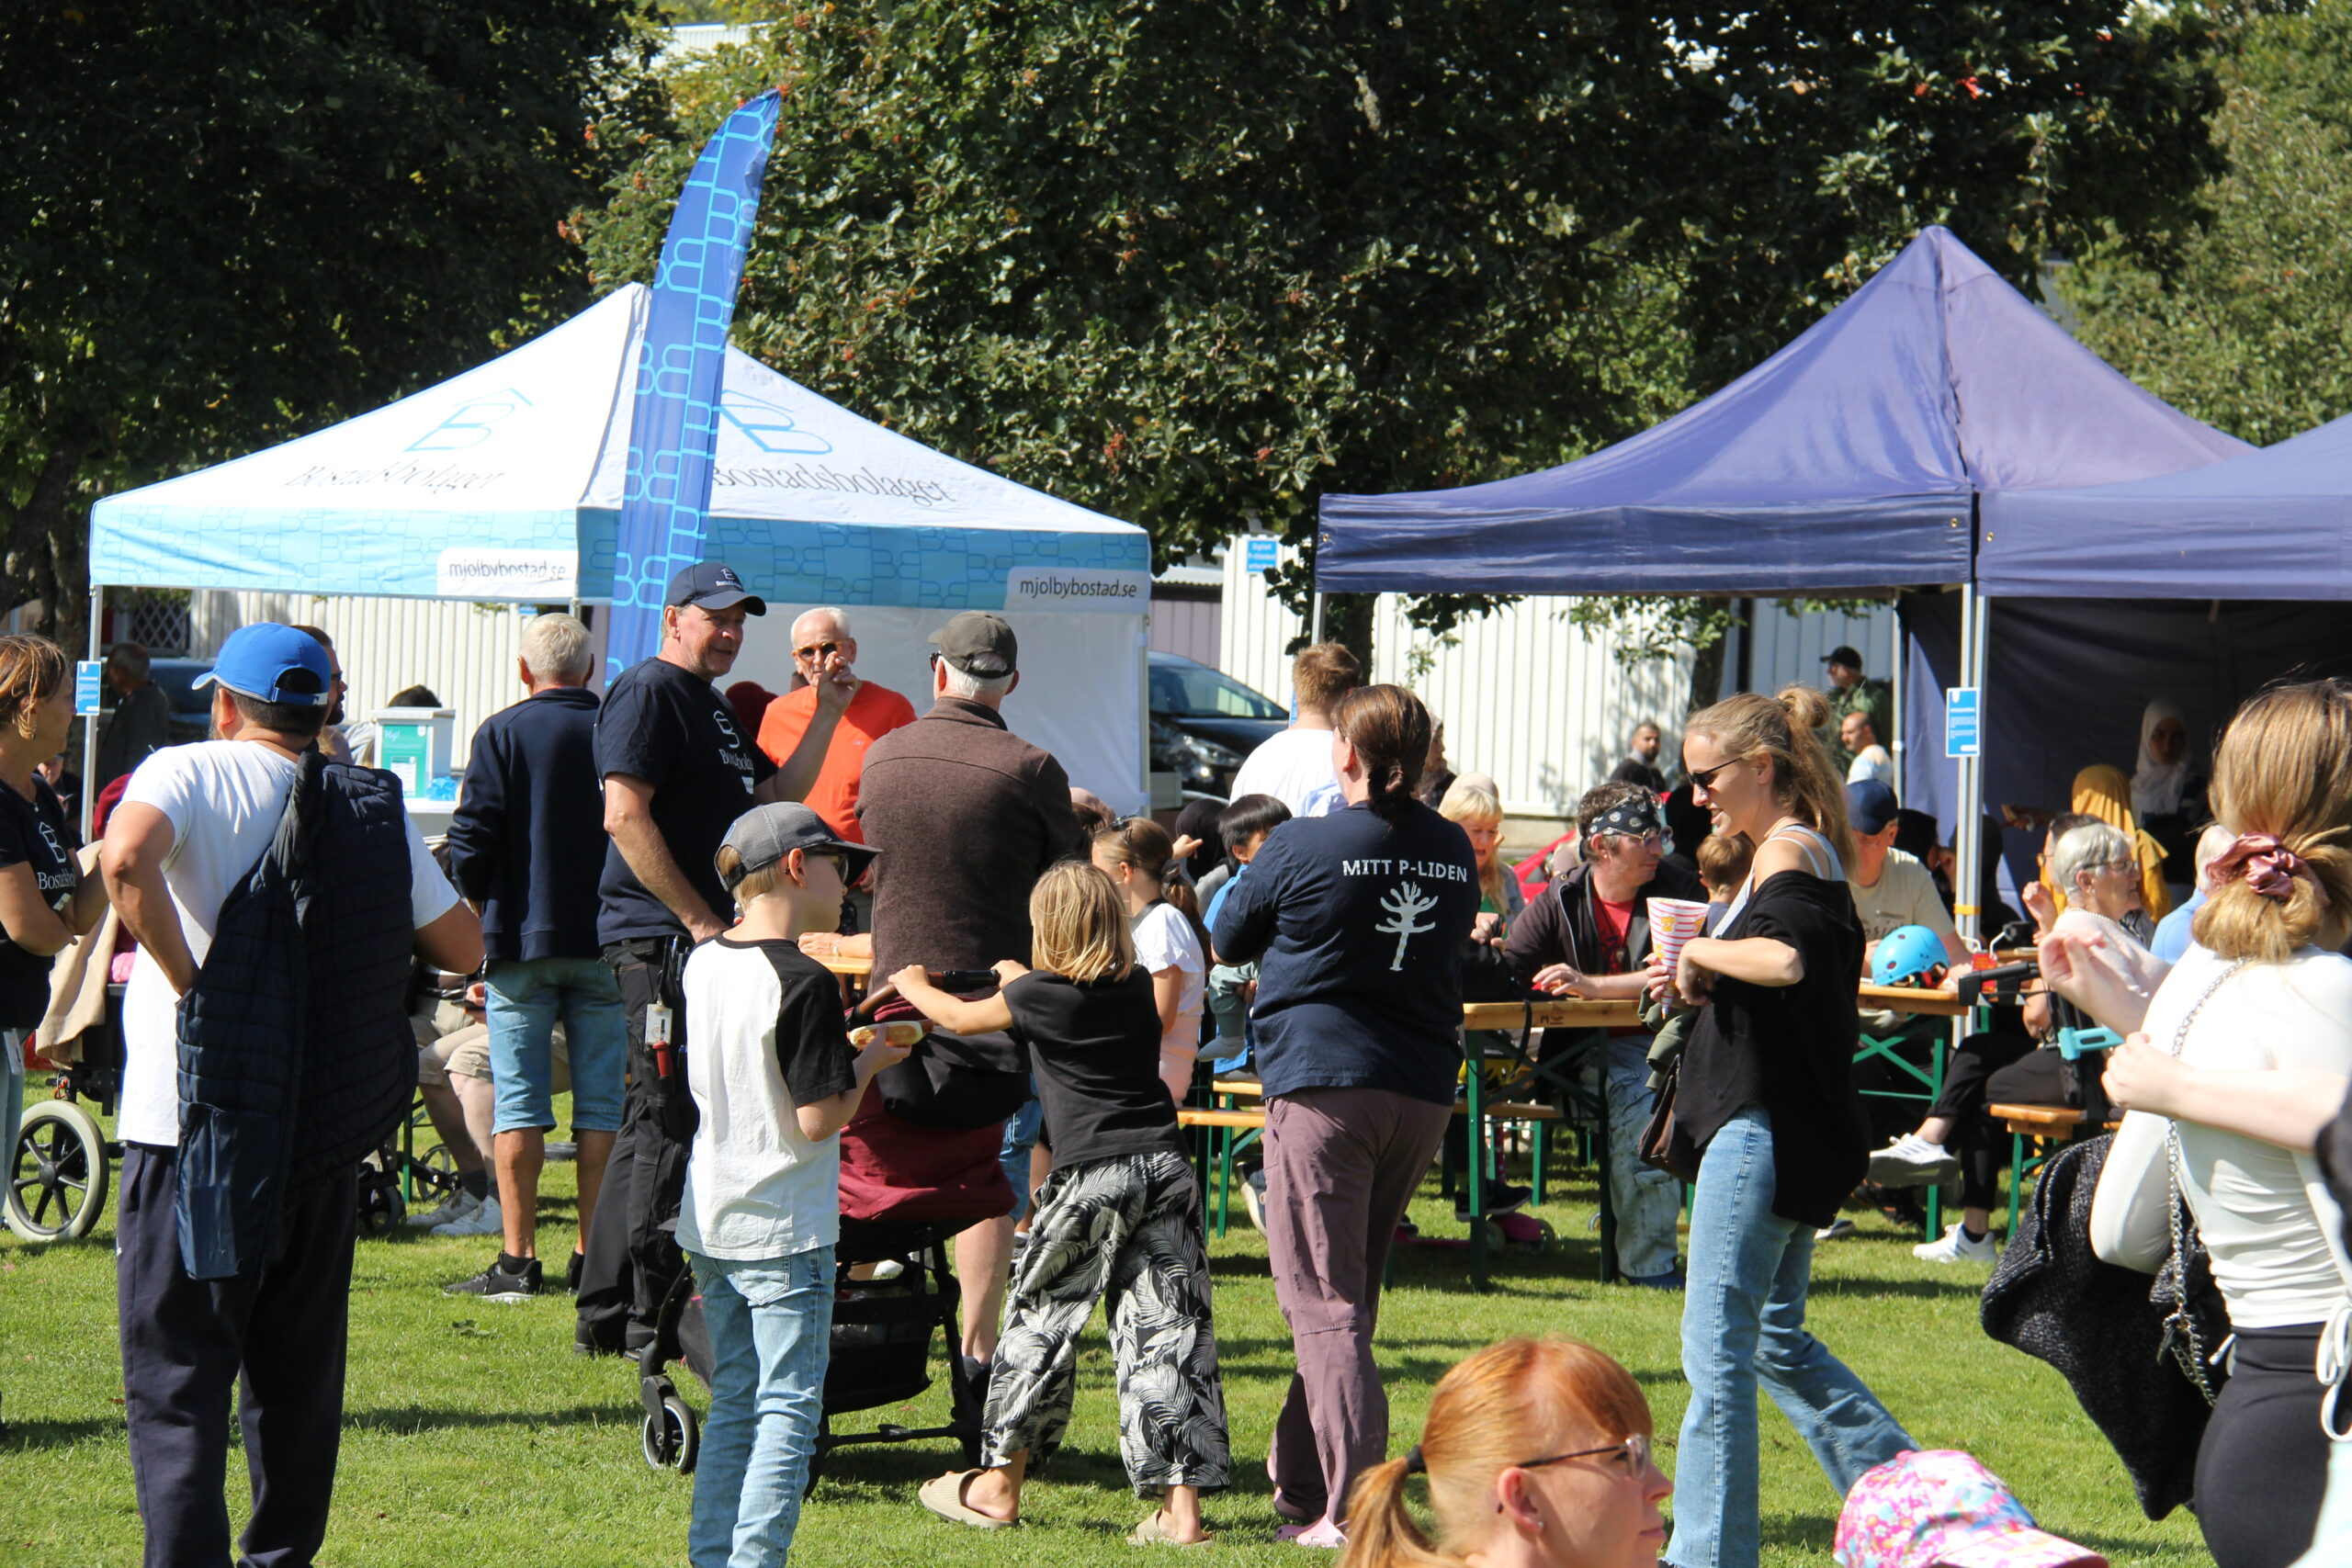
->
[2061,0,2352,446]
[0,1,663,656]
[580,3,2220,682]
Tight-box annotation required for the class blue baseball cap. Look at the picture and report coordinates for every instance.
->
[664,560,765,615]
[193,624,335,707]
[1846,778,1899,836]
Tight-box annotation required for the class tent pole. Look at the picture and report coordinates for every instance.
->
[1889,604,1905,803]
[1309,592,1325,645]
[1953,584,1984,948]
[81,585,103,843]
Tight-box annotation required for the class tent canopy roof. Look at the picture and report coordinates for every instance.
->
[1979,410,2352,599]
[90,286,1148,609]
[1316,227,2249,597]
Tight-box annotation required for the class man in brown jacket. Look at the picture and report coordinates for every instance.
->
[854,612,1080,1401]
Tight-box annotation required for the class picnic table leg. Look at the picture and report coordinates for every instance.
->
[1467,1059,1488,1292]
[1532,1118,1548,1206]
[1215,1122,1232,1238]
[1594,1068,1618,1284]
[2007,1129,2026,1247]
[1927,1027,1948,1242]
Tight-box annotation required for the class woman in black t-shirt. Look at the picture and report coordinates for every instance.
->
[0,635,110,1219]
[894,860,1228,1546]
[1646,686,1911,1568]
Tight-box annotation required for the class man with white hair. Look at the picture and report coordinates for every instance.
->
[441,613,622,1299]
[755,605,918,848]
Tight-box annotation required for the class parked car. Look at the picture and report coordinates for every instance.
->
[141,657,224,746]
[1148,651,1285,797]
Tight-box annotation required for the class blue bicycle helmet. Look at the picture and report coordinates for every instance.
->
[1871,923,1950,987]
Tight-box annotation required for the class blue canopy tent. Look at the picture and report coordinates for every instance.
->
[1314,225,2247,936]
[1903,410,2352,900]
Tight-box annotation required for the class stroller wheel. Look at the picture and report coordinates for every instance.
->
[356,1182,406,1237]
[6,1101,110,1243]
[641,1393,698,1474]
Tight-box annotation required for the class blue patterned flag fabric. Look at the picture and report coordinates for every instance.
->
[605,89,784,682]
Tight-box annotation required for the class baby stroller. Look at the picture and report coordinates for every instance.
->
[637,1033,1016,1482]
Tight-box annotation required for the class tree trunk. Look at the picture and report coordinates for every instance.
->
[22,439,92,658]
[1687,626,1726,713]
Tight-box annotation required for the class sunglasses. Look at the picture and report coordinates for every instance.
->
[794,639,847,661]
[1514,1433,1654,1476]
[1600,830,1673,855]
[1686,757,1747,790]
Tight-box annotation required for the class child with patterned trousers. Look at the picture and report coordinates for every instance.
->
[679,804,913,1568]
[894,860,1229,1546]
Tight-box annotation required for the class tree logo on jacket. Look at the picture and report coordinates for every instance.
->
[1376,883,1440,971]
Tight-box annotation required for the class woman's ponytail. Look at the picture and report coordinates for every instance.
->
[1336,1457,1451,1568]
[1683,686,1856,871]
[1335,685,1433,827]
[2195,681,2352,963]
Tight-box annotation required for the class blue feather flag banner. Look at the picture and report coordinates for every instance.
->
[605,89,783,682]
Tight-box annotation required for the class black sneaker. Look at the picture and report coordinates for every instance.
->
[443,1255,543,1302]
[1455,1181,1532,1223]
[565,1250,585,1295]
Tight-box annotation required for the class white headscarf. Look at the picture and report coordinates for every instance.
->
[2131,699,2190,818]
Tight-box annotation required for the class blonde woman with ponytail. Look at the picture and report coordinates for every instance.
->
[1340,1338,1670,1568]
[1212,684,1483,1546]
[2085,680,2352,1568]
[1646,685,1912,1568]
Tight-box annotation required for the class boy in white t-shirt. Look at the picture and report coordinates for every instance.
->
[1226,641,1360,819]
[679,803,910,1567]
[1089,817,1205,1102]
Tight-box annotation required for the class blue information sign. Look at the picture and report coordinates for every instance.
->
[74,660,103,718]
[1244,537,1278,573]
[1945,686,1981,759]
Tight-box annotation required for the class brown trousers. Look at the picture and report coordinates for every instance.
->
[1262,1085,1453,1526]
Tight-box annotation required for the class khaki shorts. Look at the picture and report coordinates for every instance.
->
[416,1018,570,1095]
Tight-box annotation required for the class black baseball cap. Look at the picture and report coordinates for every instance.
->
[664,561,765,615]
[1821,645,1863,671]
[929,611,1017,677]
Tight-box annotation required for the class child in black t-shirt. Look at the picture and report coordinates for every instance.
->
[893,860,1229,1545]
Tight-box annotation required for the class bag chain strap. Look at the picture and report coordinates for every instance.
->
[2160,959,2246,1406]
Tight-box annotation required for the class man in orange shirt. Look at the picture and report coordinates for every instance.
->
[755,606,918,852]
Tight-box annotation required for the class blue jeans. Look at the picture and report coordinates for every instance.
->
[1666,1107,1912,1568]
[999,1094,1043,1222]
[485,957,627,1135]
[688,1246,836,1568]
[1604,1040,1684,1279]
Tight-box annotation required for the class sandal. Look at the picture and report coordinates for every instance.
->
[1128,1509,1215,1547]
[919,1470,1016,1529]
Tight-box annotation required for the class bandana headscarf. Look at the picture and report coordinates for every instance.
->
[1591,795,1667,841]
[2210,833,2323,904]
[2132,700,2191,818]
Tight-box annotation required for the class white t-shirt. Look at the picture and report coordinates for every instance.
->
[1845,746,1894,787]
[116,742,460,1147]
[1132,900,1205,1061]
[1228,727,1344,819]
[2091,944,2352,1328]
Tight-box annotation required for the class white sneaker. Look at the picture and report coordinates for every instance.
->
[433,1196,503,1238]
[1869,1134,1962,1188]
[404,1189,478,1230]
[1913,1222,1997,1264]
[1815,1218,1858,1242]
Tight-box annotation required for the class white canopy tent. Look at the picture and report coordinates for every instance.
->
[89,286,1153,808]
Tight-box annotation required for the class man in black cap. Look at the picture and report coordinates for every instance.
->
[575,560,854,1355]
[1821,643,1894,775]
[855,610,1081,1401]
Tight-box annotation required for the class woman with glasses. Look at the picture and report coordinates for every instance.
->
[1503,781,1702,1286]
[1646,685,1913,1568]
[1874,816,2172,1264]
[1340,1337,1670,1568]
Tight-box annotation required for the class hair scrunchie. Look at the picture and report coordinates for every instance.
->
[2211,832,2324,905]
[1403,1445,1427,1475]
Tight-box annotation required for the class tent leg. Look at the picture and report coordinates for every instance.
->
[81,586,103,843]
[1889,607,1905,803]
[1952,586,1986,950]
[1309,592,1325,645]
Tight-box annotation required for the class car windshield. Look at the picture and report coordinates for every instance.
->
[1149,660,1283,720]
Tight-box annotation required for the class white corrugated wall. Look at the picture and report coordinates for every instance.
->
[187,592,538,770]
[1738,598,1899,696]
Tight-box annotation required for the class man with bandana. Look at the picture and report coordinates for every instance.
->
[1504,780,1703,1287]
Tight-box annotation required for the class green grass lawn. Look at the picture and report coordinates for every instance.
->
[1,1092,2211,1566]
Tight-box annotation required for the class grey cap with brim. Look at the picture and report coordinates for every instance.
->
[718,802,877,890]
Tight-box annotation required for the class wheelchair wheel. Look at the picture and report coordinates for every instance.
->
[6,1100,110,1242]
[641,1393,698,1474]
[356,1178,406,1237]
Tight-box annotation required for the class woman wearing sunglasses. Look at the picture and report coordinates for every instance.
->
[1340,1337,1670,1568]
[1646,686,1913,1568]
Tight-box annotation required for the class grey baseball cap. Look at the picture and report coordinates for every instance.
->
[717,802,877,890]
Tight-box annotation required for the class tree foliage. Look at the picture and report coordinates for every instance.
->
[0,1,662,651]
[2060,0,2352,446]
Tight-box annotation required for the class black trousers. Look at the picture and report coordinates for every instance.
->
[2197,1323,2331,1568]
[1927,1032,2075,1211]
[574,942,689,1355]
[116,1143,357,1568]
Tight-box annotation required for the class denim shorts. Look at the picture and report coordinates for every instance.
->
[1000,1094,1044,1222]
[485,956,628,1134]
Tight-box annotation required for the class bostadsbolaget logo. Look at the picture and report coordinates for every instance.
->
[1002,568,1151,611]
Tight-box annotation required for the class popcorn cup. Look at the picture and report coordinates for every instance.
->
[1647,897,1712,980]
